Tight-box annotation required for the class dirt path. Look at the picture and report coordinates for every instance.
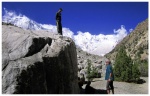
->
[82,77,148,94]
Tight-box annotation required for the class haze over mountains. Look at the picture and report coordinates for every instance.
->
[3,8,133,56]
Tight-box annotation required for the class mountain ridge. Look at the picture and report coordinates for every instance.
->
[105,18,148,60]
[2,9,129,56]
[105,18,148,76]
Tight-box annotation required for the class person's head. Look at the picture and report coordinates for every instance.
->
[105,60,111,65]
[58,8,63,12]
[78,77,80,81]
[87,81,91,86]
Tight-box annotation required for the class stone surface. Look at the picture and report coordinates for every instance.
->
[82,77,148,94]
[76,46,108,79]
[2,24,79,94]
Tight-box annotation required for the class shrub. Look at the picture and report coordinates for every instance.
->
[86,59,99,81]
[114,46,140,83]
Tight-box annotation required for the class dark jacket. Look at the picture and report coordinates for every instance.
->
[56,12,61,22]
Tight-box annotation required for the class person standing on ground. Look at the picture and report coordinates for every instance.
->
[56,8,63,35]
[105,60,114,94]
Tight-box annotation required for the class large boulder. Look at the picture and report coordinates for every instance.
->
[2,24,79,94]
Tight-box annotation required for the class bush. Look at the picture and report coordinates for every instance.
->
[138,47,144,54]
[132,63,140,81]
[114,46,140,83]
[128,48,131,52]
[86,59,99,81]
[139,60,148,77]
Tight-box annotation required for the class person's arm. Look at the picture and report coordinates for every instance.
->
[56,12,58,20]
[108,66,113,81]
[108,73,112,81]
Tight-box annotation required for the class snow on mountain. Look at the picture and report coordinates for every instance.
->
[3,8,47,30]
[2,8,129,56]
[74,31,124,55]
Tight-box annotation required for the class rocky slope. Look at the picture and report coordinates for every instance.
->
[76,46,107,80]
[105,19,148,76]
[105,19,148,61]
[2,23,79,94]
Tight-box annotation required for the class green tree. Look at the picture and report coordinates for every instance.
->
[90,67,99,78]
[114,46,133,82]
[134,57,148,77]
[132,62,140,81]
[86,59,99,81]
[114,46,141,83]
[139,60,148,77]
[86,59,92,80]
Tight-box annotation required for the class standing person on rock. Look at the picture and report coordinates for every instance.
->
[105,60,114,94]
[56,8,63,35]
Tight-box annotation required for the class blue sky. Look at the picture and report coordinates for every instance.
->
[2,2,148,35]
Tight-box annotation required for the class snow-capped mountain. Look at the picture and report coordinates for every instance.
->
[2,9,128,56]
[3,9,48,30]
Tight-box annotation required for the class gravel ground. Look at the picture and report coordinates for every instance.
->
[82,77,148,94]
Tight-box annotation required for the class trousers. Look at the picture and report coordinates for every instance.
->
[106,81,114,90]
[56,21,62,35]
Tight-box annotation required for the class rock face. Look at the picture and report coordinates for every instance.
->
[2,24,79,94]
[76,47,108,80]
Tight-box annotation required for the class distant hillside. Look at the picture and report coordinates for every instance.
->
[76,46,107,80]
[105,19,148,76]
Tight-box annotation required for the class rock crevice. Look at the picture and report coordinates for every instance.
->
[2,24,79,94]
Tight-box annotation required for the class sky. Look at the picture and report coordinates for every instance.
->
[2,2,148,35]
[1,1,149,56]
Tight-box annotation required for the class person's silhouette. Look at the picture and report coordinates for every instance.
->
[56,8,63,35]
[85,81,95,94]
